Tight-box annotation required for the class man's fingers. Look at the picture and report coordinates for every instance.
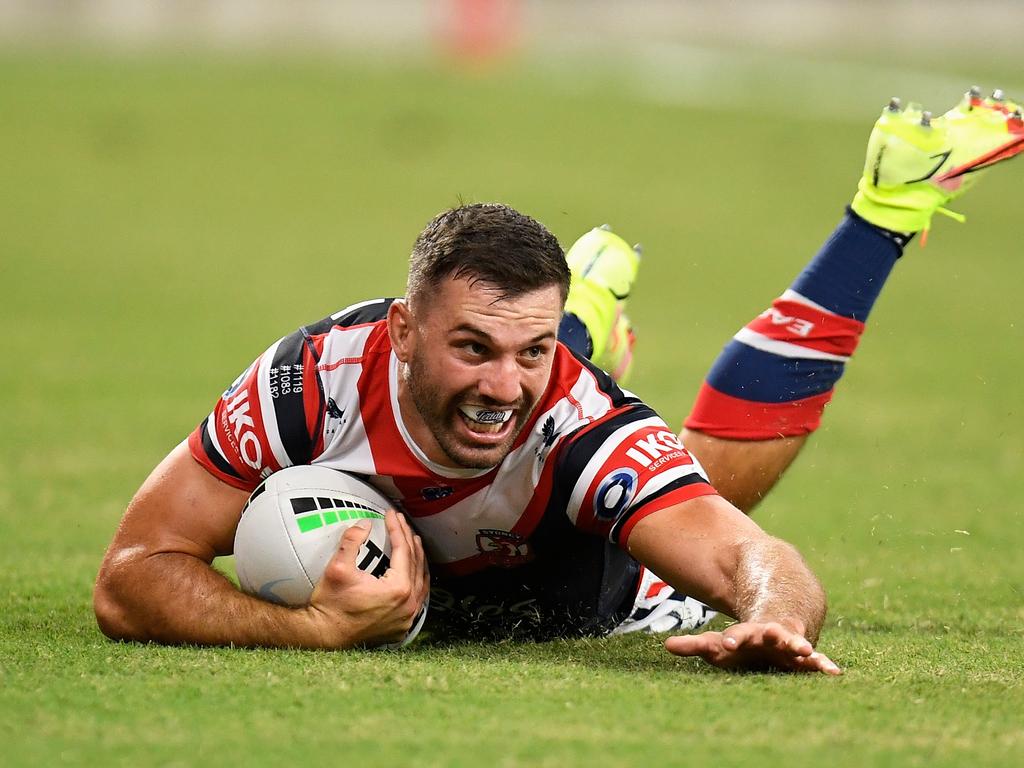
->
[324,520,373,586]
[383,511,430,614]
[404,517,423,573]
[759,622,814,656]
[791,651,843,675]
[397,526,428,624]
[721,622,758,650]
[417,535,431,604]
[666,624,840,675]
[338,520,372,561]
[383,510,412,575]
[665,633,719,659]
[397,513,428,598]
[723,622,814,657]
[786,633,814,656]
[411,533,428,599]
[402,520,424,597]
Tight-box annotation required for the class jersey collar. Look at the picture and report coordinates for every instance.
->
[388,352,492,480]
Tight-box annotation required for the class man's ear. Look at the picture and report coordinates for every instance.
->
[387,300,415,363]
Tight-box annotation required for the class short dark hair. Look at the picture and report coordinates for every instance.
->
[407,203,569,308]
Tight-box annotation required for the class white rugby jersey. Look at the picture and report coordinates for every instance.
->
[189,299,717,577]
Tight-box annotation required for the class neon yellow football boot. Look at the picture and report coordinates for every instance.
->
[564,226,641,383]
[852,87,1024,234]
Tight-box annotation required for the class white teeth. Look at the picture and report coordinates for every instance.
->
[459,405,513,424]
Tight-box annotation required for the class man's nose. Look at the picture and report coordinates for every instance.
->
[477,357,521,404]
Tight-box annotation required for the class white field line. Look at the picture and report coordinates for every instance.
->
[540,43,1024,124]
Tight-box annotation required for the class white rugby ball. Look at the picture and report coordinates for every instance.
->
[233,465,427,647]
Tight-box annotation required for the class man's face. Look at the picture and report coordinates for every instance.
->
[391,277,563,470]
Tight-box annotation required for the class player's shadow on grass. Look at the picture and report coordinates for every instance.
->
[408,631,737,675]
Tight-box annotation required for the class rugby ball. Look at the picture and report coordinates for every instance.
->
[233,465,427,647]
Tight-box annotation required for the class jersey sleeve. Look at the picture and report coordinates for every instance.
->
[553,403,718,548]
[187,328,325,491]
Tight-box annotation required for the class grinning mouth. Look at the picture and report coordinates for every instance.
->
[458,405,514,434]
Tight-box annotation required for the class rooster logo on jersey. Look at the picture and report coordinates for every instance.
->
[475,529,533,567]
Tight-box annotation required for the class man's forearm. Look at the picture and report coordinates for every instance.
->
[731,535,827,644]
[626,495,828,643]
[94,550,336,649]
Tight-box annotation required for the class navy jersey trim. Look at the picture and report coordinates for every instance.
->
[609,473,710,544]
[294,299,396,458]
[198,416,244,480]
[545,403,662,528]
[270,330,314,465]
[555,403,661,488]
[563,344,641,410]
[300,298,394,340]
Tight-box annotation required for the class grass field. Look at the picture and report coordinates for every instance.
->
[1,48,1022,766]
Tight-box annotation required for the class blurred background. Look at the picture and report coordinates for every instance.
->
[1,0,1021,639]
[2,3,1023,764]
[3,2,1022,107]
[3,1,1023,60]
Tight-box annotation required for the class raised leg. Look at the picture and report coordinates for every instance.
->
[682,88,1024,512]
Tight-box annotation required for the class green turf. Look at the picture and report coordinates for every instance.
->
[1,50,1022,767]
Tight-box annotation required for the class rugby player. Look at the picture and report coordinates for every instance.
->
[95,90,1022,674]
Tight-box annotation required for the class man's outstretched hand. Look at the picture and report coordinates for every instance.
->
[665,621,842,675]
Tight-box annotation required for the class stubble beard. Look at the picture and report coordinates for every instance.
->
[403,353,533,470]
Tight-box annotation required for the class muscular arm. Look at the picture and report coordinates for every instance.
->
[626,493,839,673]
[94,442,426,649]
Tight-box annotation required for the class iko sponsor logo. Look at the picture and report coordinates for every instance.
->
[225,390,263,470]
[624,430,687,470]
[593,468,638,521]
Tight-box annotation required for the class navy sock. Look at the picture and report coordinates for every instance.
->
[686,210,904,439]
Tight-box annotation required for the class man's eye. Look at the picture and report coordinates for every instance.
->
[524,346,544,359]
[464,342,487,356]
